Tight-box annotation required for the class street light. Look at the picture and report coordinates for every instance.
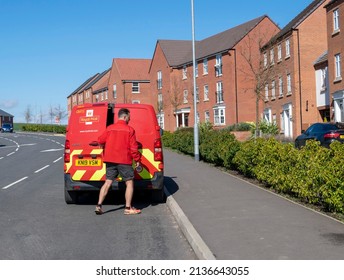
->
[191,0,199,161]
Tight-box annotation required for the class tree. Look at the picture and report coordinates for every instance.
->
[54,104,68,124]
[24,105,32,123]
[239,32,278,137]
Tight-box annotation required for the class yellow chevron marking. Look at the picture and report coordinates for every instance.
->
[141,149,161,171]
[65,149,83,172]
[73,170,86,180]
[90,164,106,180]
[91,149,103,155]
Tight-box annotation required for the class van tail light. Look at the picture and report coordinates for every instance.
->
[324,132,340,139]
[64,140,71,163]
[154,138,163,161]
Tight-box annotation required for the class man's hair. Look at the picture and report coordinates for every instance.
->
[118,108,130,118]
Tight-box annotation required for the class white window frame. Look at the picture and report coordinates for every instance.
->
[335,53,341,79]
[132,82,139,93]
[271,80,276,99]
[203,58,208,75]
[182,65,187,79]
[213,106,226,126]
[263,108,272,123]
[285,39,290,58]
[157,71,162,89]
[277,44,282,61]
[333,9,339,32]
[113,84,117,99]
[204,84,209,101]
[287,73,292,94]
[279,76,283,97]
[216,81,224,103]
[215,54,222,77]
[270,48,274,65]
[205,110,210,123]
[183,89,188,103]
[263,52,268,68]
[264,84,269,101]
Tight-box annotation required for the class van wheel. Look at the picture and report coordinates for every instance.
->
[65,189,78,204]
[151,189,166,203]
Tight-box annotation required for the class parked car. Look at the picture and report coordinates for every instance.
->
[294,123,344,148]
[1,123,13,133]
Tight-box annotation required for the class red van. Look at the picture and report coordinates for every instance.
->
[64,103,164,203]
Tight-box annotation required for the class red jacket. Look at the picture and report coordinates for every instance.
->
[98,120,141,164]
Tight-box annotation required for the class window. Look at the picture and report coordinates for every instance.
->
[105,90,108,100]
[78,94,83,103]
[285,39,290,58]
[182,65,187,79]
[205,110,210,123]
[271,80,276,99]
[215,54,222,76]
[263,52,268,68]
[203,59,208,75]
[333,9,339,32]
[204,84,209,101]
[132,82,139,93]
[277,44,282,61]
[287,73,291,94]
[183,89,188,103]
[100,92,104,101]
[216,81,224,103]
[214,107,225,125]
[270,49,274,65]
[263,108,272,123]
[158,93,163,111]
[279,76,283,97]
[321,67,327,90]
[264,84,269,101]
[157,71,162,89]
[196,86,199,102]
[113,84,117,99]
[335,53,341,79]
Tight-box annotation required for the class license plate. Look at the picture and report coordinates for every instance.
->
[75,159,101,166]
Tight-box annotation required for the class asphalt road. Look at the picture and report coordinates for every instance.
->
[0,133,196,260]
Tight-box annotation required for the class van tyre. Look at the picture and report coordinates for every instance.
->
[151,189,166,203]
[65,189,78,204]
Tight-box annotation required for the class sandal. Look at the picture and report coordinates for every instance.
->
[124,207,141,215]
[95,205,104,215]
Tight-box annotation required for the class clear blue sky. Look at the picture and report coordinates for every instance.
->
[0,0,313,124]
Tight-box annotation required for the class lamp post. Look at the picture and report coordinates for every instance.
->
[191,0,199,161]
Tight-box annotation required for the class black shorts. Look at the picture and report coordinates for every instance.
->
[105,163,134,181]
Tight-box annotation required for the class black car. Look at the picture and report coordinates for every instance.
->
[295,123,344,148]
[1,123,13,133]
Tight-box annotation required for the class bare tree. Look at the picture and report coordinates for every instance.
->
[24,105,32,123]
[170,75,183,113]
[54,104,68,124]
[239,32,278,137]
[48,105,55,124]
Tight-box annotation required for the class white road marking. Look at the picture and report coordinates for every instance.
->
[53,157,62,163]
[2,177,28,190]
[35,165,50,173]
[7,152,15,156]
[40,148,64,152]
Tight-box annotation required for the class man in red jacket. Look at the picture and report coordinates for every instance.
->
[95,108,141,215]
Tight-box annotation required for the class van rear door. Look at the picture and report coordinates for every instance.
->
[65,103,114,181]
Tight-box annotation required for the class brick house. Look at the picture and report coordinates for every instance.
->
[325,0,344,122]
[107,58,151,105]
[149,16,279,131]
[262,0,330,138]
[0,109,14,127]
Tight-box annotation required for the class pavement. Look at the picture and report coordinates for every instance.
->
[163,149,344,260]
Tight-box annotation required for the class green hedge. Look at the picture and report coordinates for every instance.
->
[21,124,66,134]
[162,128,344,214]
